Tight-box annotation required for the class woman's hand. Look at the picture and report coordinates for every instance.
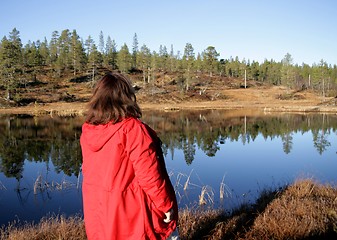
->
[164,208,174,223]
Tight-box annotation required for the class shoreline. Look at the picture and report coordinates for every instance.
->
[0,99,337,116]
[1,179,336,239]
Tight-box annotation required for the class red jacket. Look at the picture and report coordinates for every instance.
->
[80,117,178,240]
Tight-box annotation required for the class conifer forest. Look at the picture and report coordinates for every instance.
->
[1,28,337,103]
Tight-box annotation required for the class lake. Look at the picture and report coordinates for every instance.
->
[0,109,336,226]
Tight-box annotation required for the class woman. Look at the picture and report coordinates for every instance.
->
[80,72,178,239]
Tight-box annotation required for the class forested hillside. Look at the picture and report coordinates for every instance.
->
[1,28,337,107]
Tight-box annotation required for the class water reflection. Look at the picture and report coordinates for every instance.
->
[142,110,336,164]
[0,111,336,179]
[0,110,336,225]
[0,115,83,179]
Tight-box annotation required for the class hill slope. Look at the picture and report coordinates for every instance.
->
[0,71,336,115]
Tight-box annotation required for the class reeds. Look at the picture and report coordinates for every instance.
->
[183,170,193,191]
[169,169,234,207]
[219,174,232,200]
[33,174,76,194]
[199,185,214,205]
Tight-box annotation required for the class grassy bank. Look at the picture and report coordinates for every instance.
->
[1,179,337,240]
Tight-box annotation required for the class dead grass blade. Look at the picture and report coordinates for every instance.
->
[184,169,194,191]
[0,181,6,190]
[220,174,232,200]
[199,185,214,205]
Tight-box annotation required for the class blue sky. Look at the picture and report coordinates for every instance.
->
[1,0,336,65]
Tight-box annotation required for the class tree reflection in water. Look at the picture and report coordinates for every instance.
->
[0,110,336,179]
[0,115,84,179]
[142,110,336,165]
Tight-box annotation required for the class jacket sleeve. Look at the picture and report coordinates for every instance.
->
[125,120,173,213]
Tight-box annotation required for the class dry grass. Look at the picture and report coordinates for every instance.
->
[242,179,337,240]
[0,215,86,240]
[178,207,226,239]
[1,179,337,239]
[199,185,215,205]
[220,174,232,200]
[178,178,337,240]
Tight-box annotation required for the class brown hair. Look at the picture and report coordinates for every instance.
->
[85,72,142,125]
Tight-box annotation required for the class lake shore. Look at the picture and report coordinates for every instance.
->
[1,84,337,116]
[1,179,336,239]
[1,96,337,117]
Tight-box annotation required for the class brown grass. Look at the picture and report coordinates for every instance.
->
[1,179,336,240]
[0,215,86,240]
[242,179,337,240]
[178,178,337,240]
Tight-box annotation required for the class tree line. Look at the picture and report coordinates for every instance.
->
[1,28,337,100]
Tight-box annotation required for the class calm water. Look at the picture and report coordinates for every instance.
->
[0,110,336,226]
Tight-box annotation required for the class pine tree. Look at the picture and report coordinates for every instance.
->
[104,36,118,70]
[169,44,176,72]
[194,53,203,73]
[88,44,103,82]
[281,53,295,89]
[70,30,87,75]
[150,50,159,82]
[158,45,168,71]
[84,35,94,56]
[55,29,71,75]
[183,43,195,91]
[138,44,151,82]
[39,37,50,66]
[132,33,138,69]
[49,31,59,67]
[22,41,43,84]
[98,31,105,54]
[318,59,329,97]
[301,63,312,89]
[0,28,23,99]
[23,41,42,67]
[202,46,219,77]
[250,60,260,81]
[117,43,131,73]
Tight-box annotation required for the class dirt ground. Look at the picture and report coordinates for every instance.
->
[139,85,337,112]
[1,84,336,116]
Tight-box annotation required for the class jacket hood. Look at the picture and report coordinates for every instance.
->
[81,119,128,152]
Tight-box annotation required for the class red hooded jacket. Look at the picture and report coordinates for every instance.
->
[80,117,178,239]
